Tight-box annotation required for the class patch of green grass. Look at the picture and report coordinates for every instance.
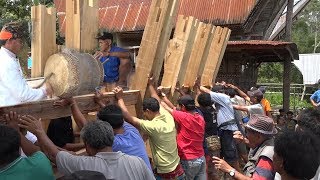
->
[264,93,312,110]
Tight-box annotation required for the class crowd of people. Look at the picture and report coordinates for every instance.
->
[0,23,319,180]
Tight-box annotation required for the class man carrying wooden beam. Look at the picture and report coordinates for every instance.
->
[0,23,53,107]
[94,32,131,92]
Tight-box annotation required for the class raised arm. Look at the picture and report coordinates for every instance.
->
[113,86,141,128]
[227,84,250,102]
[53,98,87,130]
[233,104,249,112]
[18,115,60,163]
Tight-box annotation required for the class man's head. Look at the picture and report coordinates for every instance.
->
[142,97,160,120]
[80,121,114,156]
[245,114,277,148]
[177,95,196,112]
[97,105,124,130]
[224,87,237,98]
[197,93,213,107]
[286,111,294,120]
[247,89,263,104]
[297,108,320,137]
[279,108,285,117]
[0,125,20,167]
[211,85,225,93]
[0,23,23,54]
[96,32,113,52]
[273,130,320,179]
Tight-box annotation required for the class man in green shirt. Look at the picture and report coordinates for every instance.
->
[0,112,55,180]
[113,76,185,179]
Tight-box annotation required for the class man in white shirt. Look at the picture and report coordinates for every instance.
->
[0,23,52,107]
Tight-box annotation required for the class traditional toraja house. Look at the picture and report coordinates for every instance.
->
[53,0,298,110]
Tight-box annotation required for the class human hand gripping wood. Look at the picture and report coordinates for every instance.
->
[5,111,20,131]
[53,97,75,107]
[18,115,45,136]
[113,86,124,100]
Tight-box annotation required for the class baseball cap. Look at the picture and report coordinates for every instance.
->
[247,89,263,99]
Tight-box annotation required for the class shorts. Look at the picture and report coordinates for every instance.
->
[219,129,238,163]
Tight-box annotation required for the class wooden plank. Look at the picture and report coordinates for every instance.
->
[201,27,231,86]
[65,0,98,52]
[161,16,198,95]
[31,5,57,78]
[130,0,179,98]
[0,90,140,121]
[183,23,212,87]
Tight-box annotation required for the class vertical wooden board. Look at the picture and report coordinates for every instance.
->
[201,26,231,86]
[151,0,179,84]
[65,0,75,49]
[130,0,178,98]
[198,26,216,77]
[31,5,57,78]
[80,0,98,52]
[160,16,198,96]
[183,23,212,87]
[212,28,231,81]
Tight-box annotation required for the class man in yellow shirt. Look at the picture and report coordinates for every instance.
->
[113,76,185,179]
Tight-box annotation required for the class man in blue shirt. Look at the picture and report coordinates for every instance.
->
[94,32,131,91]
[310,80,320,108]
[97,104,152,171]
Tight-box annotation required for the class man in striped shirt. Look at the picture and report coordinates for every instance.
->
[212,114,277,180]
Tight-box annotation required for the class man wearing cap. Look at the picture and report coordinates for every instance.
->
[94,32,131,91]
[227,84,264,117]
[0,23,53,107]
[213,114,277,180]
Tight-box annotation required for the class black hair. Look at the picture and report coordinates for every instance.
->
[297,108,320,137]
[279,109,284,113]
[0,40,7,46]
[142,97,160,112]
[225,87,237,98]
[256,96,263,103]
[286,111,293,115]
[0,125,21,166]
[211,85,225,93]
[197,93,213,107]
[97,105,124,129]
[274,130,320,179]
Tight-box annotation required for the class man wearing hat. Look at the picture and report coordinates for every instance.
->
[0,22,53,107]
[212,114,277,180]
[94,32,131,91]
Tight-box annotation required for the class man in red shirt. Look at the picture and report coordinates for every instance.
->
[161,94,206,180]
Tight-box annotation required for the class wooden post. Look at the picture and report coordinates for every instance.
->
[31,5,57,78]
[161,16,198,95]
[183,23,212,87]
[201,27,231,86]
[130,0,179,98]
[283,0,294,112]
[65,0,98,52]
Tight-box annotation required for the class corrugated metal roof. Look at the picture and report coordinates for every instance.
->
[227,40,299,60]
[54,0,257,34]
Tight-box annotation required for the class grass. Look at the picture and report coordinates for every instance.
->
[264,93,312,111]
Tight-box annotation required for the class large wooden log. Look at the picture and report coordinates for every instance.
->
[0,90,141,121]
